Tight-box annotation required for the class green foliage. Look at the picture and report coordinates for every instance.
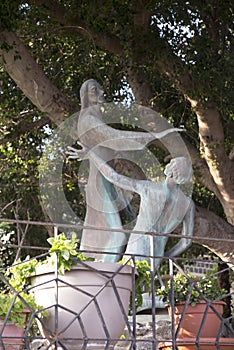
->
[47,232,91,274]
[0,292,45,327]
[4,257,49,326]
[119,258,151,313]
[0,0,22,31]
[6,257,38,292]
[192,183,225,217]
[134,260,151,311]
[0,126,49,260]
[156,270,227,306]
[0,223,15,270]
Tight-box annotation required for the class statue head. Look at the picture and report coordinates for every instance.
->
[80,79,105,109]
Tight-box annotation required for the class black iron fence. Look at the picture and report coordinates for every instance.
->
[0,219,233,350]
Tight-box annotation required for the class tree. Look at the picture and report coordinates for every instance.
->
[0,0,233,266]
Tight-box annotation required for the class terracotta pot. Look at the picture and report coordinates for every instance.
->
[168,301,225,339]
[158,338,234,350]
[0,322,25,350]
[30,261,134,350]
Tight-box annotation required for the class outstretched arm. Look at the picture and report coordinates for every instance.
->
[67,142,142,193]
[79,115,182,151]
[90,148,144,194]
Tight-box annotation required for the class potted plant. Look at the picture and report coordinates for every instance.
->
[8,233,143,350]
[156,271,234,350]
[1,258,49,350]
[156,272,227,339]
[0,290,47,349]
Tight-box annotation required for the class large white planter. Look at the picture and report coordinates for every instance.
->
[30,261,134,349]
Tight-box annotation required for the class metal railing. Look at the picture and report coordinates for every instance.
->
[0,218,233,350]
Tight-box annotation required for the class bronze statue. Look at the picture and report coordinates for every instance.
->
[67,79,194,265]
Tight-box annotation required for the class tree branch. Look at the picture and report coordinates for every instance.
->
[28,0,123,55]
[193,206,234,267]
[0,29,73,125]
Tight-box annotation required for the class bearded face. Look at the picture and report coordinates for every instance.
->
[80,79,105,108]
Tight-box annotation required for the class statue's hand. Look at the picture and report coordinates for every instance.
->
[164,157,193,184]
[66,141,88,160]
